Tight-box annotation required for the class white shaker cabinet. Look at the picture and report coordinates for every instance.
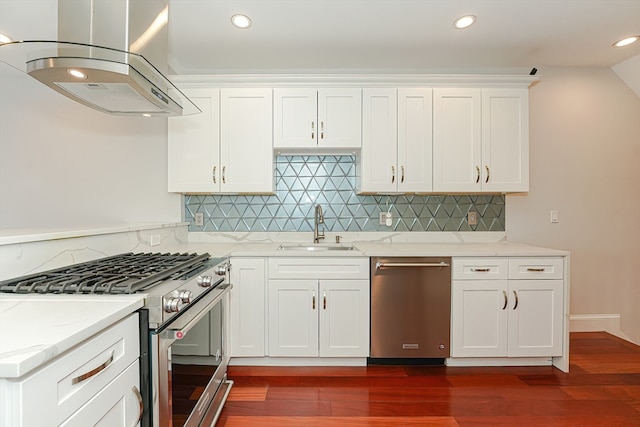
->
[168,88,274,194]
[433,88,529,193]
[168,88,220,193]
[273,88,362,150]
[451,258,563,358]
[360,88,433,193]
[229,257,266,357]
[220,88,274,193]
[267,258,370,358]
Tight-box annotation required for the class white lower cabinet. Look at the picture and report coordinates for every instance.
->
[451,258,564,358]
[267,258,370,358]
[1,314,140,427]
[229,257,266,357]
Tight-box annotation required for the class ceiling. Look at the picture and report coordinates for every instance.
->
[167,0,640,75]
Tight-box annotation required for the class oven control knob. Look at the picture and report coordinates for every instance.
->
[178,290,192,304]
[197,275,213,287]
[163,297,181,313]
[215,262,231,275]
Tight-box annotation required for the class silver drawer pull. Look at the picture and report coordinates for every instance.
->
[471,267,490,272]
[132,386,144,426]
[72,351,114,384]
[376,262,450,270]
[502,290,508,310]
[526,267,546,272]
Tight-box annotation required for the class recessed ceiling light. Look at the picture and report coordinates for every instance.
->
[67,69,87,79]
[454,15,476,29]
[142,113,152,117]
[613,35,639,47]
[231,14,252,29]
[0,33,13,44]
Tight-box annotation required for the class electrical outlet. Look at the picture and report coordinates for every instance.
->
[467,211,478,225]
[150,234,161,246]
[194,213,204,227]
[379,212,393,226]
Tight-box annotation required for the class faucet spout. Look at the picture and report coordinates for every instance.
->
[313,204,325,244]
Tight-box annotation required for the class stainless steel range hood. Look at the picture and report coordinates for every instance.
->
[0,0,199,117]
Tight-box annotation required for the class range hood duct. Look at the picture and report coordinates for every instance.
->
[0,0,199,117]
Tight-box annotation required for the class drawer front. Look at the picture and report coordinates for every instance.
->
[452,258,509,280]
[269,257,369,279]
[509,258,564,279]
[17,313,139,427]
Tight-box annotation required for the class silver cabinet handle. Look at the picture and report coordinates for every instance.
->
[502,290,508,310]
[401,166,405,183]
[391,166,395,184]
[320,121,324,139]
[485,165,490,183]
[471,267,490,272]
[376,261,450,270]
[212,166,217,184]
[475,166,480,183]
[526,267,546,272]
[323,290,327,310]
[513,290,519,310]
[132,385,143,427]
[72,351,114,384]
[311,121,315,140]
[222,166,226,184]
[312,290,316,310]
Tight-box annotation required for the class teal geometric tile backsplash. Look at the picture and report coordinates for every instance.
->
[185,156,505,232]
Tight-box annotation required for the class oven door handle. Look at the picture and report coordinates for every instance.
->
[161,283,232,340]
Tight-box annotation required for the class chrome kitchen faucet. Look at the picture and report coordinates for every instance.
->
[313,204,325,243]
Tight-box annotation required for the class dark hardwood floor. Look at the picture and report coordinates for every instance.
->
[217,332,640,426]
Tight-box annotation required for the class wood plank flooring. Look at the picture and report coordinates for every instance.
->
[218,332,640,426]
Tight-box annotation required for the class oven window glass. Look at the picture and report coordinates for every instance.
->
[170,301,223,426]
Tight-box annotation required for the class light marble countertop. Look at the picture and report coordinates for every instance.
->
[0,294,144,379]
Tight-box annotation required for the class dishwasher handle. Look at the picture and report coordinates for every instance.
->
[375,261,450,270]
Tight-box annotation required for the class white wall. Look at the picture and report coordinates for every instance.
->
[507,67,640,345]
[0,63,182,229]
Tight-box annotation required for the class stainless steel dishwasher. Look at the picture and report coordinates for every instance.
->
[370,257,451,360]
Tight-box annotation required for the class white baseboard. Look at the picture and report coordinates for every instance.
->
[569,314,631,341]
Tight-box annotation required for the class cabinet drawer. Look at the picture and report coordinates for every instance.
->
[452,258,508,280]
[12,313,139,427]
[509,258,564,279]
[269,258,369,279]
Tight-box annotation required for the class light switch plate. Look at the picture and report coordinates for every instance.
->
[194,213,204,226]
[379,211,393,226]
[467,211,478,225]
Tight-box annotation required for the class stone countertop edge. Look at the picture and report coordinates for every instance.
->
[0,295,145,379]
[0,222,189,246]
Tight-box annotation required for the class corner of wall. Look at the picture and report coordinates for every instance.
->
[611,54,640,98]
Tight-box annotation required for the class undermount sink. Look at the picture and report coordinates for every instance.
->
[278,244,355,251]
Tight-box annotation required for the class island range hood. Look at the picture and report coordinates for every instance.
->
[0,0,199,117]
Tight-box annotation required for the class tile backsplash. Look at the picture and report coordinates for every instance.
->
[185,156,505,232]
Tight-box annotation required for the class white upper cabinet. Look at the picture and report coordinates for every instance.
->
[168,87,274,194]
[360,88,433,193]
[220,88,274,193]
[168,88,220,193]
[433,88,529,193]
[273,88,362,150]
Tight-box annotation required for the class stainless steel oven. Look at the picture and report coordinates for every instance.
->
[149,270,233,427]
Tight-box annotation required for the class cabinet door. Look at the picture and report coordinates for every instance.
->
[481,89,529,192]
[398,88,433,192]
[168,88,220,192]
[273,88,317,148]
[319,280,370,357]
[433,88,482,192]
[220,88,274,193]
[268,280,318,357]
[508,280,563,357]
[230,258,266,357]
[317,88,362,149]
[360,88,398,193]
[451,280,508,357]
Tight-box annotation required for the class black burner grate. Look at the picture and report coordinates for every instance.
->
[0,252,211,294]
